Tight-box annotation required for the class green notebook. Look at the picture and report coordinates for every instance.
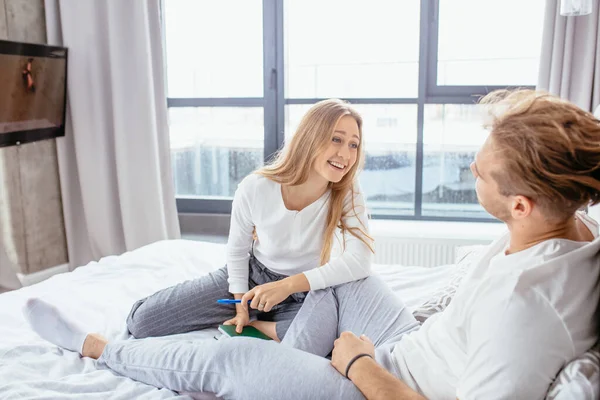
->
[218,324,273,341]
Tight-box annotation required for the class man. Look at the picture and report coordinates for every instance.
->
[24,90,600,399]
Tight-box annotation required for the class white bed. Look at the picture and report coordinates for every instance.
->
[0,239,456,399]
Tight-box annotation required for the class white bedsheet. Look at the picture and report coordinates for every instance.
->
[0,240,456,399]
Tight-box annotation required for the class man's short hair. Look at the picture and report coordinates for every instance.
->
[480,89,600,222]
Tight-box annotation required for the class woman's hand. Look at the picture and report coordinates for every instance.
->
[241,280,293,313]
[223,309,250,334]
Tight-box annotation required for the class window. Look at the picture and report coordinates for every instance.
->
[437,0,544,87]
[164,0,546,221]
[284,0,420,98]
[422,104,488,218]
[165,0,263,98]
[170,107,264,197]
[164,0,266,210]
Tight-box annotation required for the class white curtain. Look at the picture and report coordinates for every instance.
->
[44,0,180,269]
[0,244,21,290]
[537,0,600,221]
[537,0,600,111]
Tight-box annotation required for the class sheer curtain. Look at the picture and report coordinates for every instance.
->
[44,0,180,269]
[537,0,600,220]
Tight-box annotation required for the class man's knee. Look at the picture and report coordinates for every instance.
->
[212,337,277,366]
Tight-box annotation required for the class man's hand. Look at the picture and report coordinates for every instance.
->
[331,331,376,378]
[241,280,293,313]
[223,309,250,334]
[332,332,426,400]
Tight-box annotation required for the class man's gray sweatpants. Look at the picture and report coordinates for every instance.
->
[99,276,420,400]
[126,254,306,341]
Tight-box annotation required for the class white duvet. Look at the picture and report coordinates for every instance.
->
[0,240,456,399]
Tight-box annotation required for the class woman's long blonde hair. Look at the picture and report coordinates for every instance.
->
[256,99,374,265]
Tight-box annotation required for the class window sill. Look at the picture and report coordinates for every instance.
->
[178,213,506,243]
[369,219,505,242]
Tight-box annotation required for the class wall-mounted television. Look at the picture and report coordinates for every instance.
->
[0,40,68,148]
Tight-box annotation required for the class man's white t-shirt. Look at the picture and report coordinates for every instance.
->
[394,213,600,400]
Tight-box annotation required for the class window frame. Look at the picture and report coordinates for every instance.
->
[167,0,536,222]
[171,0,281,215]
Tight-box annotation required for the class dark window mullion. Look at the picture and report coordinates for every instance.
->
[167,98,264,107]
[425,0,440,99]
[176,198,233,214]
[425,94,490,104]
[415,0,434,217]
[428,85,536,97]
[263,0,279,161]
[285,98,418,105]
[275,0,285,152]
[371,214,495,223]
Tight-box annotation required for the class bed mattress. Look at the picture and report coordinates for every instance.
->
[0,239,456,399]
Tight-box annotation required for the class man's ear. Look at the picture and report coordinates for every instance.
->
[511,195,534,220]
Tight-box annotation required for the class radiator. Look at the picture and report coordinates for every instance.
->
[373,237,473,267]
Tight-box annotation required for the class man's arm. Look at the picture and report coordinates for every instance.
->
[348,356,426,400]
[331,332,426,400]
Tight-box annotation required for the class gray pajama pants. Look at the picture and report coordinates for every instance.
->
[126,254,306,341]
[100,276,420,400]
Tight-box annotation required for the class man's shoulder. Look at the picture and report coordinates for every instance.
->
[513,238,600,298]
[466,278,564,342]
[472,243,598,344]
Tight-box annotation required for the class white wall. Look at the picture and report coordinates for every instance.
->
[0,0,68,281]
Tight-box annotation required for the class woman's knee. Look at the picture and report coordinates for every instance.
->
[126,299,150,338]
[335,275,386,295]
[305,287,334,301]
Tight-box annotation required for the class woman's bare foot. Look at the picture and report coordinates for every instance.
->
[82,333,109,359]
[249,320,280,342]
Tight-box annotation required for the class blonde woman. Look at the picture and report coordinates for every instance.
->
[122,99,374,342]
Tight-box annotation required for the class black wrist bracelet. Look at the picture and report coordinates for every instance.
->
[345,353,373,379]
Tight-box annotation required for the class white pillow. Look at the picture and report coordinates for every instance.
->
[546,347,600,400]
[412,245,485,323]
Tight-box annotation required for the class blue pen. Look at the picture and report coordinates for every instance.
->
[216,299,252,304]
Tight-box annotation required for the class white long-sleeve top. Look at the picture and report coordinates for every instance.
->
[226,173,373,294]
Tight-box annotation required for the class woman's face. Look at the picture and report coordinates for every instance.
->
[313,115,360,183]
